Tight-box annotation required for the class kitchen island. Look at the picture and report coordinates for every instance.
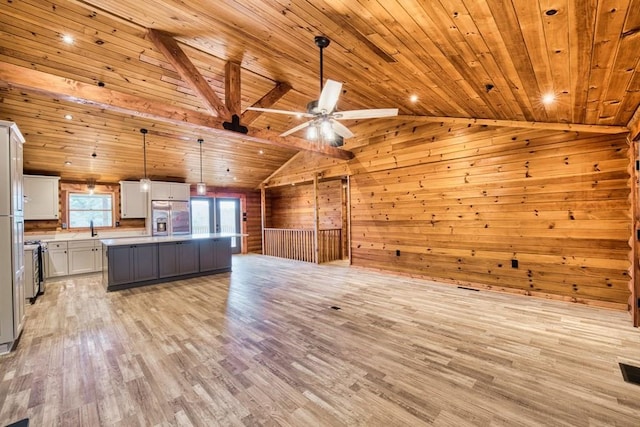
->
[101,234,237,291]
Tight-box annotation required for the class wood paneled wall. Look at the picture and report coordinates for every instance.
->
[267,180,343,230]
[266,122,633,309]
[244,190,263,254]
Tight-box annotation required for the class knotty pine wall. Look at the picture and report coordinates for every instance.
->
[266,180,343,229]
[265,122,633,309]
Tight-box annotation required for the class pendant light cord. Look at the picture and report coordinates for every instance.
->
[198,138,204,182]
[141,128,148,179]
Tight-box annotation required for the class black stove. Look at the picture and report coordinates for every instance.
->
[24,240,45,301]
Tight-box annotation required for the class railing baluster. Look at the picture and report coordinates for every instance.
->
[263,228,343,264]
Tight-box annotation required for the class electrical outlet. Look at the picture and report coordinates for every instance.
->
[511,259,519,268]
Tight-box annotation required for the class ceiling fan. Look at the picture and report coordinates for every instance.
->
[247,36,398,145]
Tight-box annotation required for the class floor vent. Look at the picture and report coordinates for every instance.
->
[619,363,640,385]
[457,286,480,292]
[330,306,341,310]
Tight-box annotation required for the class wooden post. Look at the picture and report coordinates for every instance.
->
[225,61,241,117]
[346,175,352,265]
[313,174,320,264]
[630,138,639,326]
[260,184,266,255]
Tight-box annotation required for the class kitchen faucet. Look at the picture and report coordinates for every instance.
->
[90,219,98,237]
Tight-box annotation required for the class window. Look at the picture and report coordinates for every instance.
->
[68,193,113,228]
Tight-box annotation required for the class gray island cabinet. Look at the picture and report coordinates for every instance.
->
[101,234,234,291]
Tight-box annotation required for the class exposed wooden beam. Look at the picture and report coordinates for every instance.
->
[0,63,353,160]
[242,82,293,125]
[396,115,629,134]
[146,29,231,120]
[627,104,640,141]
[249,130,353,160]
[225,61,241,117]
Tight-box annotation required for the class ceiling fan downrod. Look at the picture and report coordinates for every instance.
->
[315,35,330,92]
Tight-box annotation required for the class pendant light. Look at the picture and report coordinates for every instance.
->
[139,128,151,192]
[196,138,206,195]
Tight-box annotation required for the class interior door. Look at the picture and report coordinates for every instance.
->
[215,198,241,254]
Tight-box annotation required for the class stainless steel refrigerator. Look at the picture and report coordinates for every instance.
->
[151,200,191,236]
[0,121,25,354]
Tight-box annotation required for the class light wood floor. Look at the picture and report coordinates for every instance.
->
[1,254,640,426]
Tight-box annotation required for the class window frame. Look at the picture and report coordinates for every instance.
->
[67,191,115,229]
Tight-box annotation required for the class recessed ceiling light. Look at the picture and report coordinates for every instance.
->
[410,94,418,103]
[258,149,264,155]
[542,93,555,105]
[64,161,72,166]
[62,34,74,44]
[64,114,73,120]
[233,176,237,181]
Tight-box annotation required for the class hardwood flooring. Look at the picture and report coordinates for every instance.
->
[1,254,640,426]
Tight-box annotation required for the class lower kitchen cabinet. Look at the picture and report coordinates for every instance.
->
[49,239,103,277]
[68,240,96,275]
[103,236,232,291]
[158,241,199,278]
[199,237,232,271]
[46,241,68,278]
[107,244,158,286]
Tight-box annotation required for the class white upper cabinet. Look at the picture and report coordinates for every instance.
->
[150,181,190,201]
[24,175,60,220]
[120,181,148,218]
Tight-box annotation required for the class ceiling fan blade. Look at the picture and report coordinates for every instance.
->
[280,120,313,137]
[246,107,313,118]
[333,108,399,120]
[330,120,354,139]
[317,79,342,113]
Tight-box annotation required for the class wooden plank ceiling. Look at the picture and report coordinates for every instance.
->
[0,0,639,188]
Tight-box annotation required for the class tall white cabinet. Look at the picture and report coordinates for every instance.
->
[0,120,26,354]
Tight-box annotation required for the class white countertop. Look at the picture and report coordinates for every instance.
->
[100,233,243,247]
[32,230,149,243]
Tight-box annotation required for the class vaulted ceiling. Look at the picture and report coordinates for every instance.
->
[0,0,639,189]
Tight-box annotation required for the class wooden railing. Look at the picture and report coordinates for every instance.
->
[263,228,342,263]
[264,228,315,262]
[318,228,342,263]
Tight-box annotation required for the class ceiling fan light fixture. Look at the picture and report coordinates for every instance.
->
[321,120,334,140]
[196,138,207,195]
[307,123,318,141]
[140,128,150,192]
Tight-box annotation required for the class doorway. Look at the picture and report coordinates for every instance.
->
[190,197,241,254]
